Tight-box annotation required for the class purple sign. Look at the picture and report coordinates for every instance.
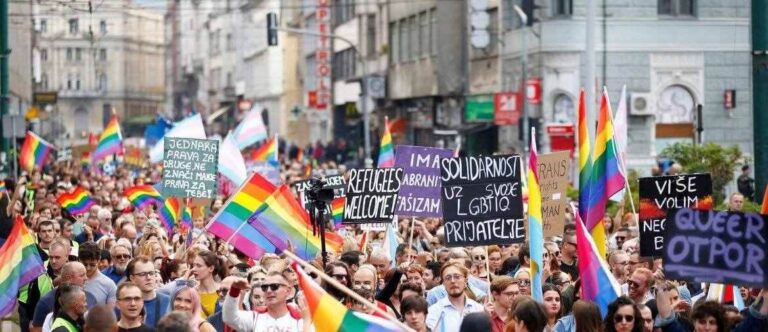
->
[394,145,454,217]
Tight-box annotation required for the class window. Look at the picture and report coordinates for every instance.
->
[419,12,428,57]
[67,74,72,90]
[40,49,48,61]
[41,73,48,90]
[100,20,107,34]
[553,93,575,123]
[430,8,437,55]
[409,16,418,60]
[40,19,47,33]
[398,19,407,62]
[69,19,79,34]
[226,33,233,51]
[226,72,232,87]
[100,49,107,61]
[75,48,82,61]
[553,0,572,17]
[332,48,356,81]
[76,75,81,90]
[659,0,695,16]
[66,48,73,61]
[99,73,107,91]
[366,14,376,57]
[333,0,355,26]
[390,21,399,63]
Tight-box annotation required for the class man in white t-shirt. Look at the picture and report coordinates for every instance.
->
[223,272,305,332]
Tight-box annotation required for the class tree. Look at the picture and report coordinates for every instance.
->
[660,142,744,204]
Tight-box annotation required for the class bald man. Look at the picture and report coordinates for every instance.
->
[32,262,97,332]
[84,304,117,332]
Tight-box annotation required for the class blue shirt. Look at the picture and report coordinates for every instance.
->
[32,287,97,327]
[143,293,171,328]
[425,296,484,332]
[102,265,125,285]
[426,277,489,306]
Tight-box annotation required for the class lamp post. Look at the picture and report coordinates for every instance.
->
[512,5,529,155]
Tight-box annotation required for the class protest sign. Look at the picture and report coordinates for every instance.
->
[124,146,146,168]
[295,175,346,212]
[537,151,570,237]
[394,145,454,217]
[344,168,404,224]
[440,155,525,247]
[246,161,282,186]
[360,218,398,232]
[638,174,713,257]
[663,209,768,288]
[162,137,219,198]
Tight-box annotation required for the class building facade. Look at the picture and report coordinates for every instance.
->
[34,0,165,141]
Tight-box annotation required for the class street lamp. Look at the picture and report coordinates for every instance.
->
[512,5,530,156]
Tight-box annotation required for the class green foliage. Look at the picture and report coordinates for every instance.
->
[659,143,744,204]
[715,199,762,213]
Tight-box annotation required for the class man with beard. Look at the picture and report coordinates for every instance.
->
[116,282,155,332]
[126,256,170,328]
[51,285,88,332]
[425,262,484,332]
[223,273,304,332]
[37,220,57,251]
[103,244,132,284]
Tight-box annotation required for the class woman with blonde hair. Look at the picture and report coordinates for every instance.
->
[167,285,216,332]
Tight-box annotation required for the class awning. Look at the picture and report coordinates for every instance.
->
[123,115,155,125]
[206,106,230,125]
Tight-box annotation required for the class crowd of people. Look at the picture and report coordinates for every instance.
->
[0,153,766,332]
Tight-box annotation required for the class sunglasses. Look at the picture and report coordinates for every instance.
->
[332,274,348,280]
[518,280,530,287]
[614,314,634,323]
[260,283,286,292]
[113,254,131,260]
[473,255,486,261]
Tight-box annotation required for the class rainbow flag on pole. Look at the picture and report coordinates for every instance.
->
[574,206,620,317]
[92,116,124,162]
[206,173,279,258]
[291,262,401,332]
[582,88,626,258]
[250,136,279,166]
[527,128,544,302]
[0,180,6,198]
[56,187,95,215]
[158,197,181,233]
[124,185,164,210]
[331,197,345,229]
[577,89,593,223]
[0,216,47,317]
[249,185,343,260]
[377,117,395,168]
[19,131,54,172]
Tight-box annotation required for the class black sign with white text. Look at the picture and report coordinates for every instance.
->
[343,168,403,223]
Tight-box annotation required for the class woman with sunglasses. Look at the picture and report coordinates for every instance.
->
[514,268,532,297]
[604,296,642,332]
[168,285,216,332]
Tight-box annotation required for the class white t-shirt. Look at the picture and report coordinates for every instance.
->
[252,312,303,332]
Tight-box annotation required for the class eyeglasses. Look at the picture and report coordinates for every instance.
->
[260,283,286,292]
[518,280,530,287]
[332,274,348,280]
[614,314,635,323]
[473,255,486,261]
[132,271,157,278]
[443,274,464,282]
[113,254,131,260]
[119,296,143,303]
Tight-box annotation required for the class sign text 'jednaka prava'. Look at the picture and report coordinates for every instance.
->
[162,137,219,198]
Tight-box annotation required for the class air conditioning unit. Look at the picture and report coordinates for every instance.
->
[630,92,654,116]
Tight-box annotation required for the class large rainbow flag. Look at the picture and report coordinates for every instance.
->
[527,128,544,302]
[292,262,401,332]
[92,115,124,161]
[158,196,181,233]
[0,216,47,317]
[124,185,164,210]
[19,131,54,172]
[331,197,345,229]
[249,185,343,260]
[577,89,593,224]
[56,187,95,215]
[206,173,279,258]
[250,136,279,166]
[377,117,395,168]
[582,89,626,258]
[574,208,620,317]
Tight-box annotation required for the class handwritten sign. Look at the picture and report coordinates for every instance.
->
[538,151,570,237]
[663,209,768,288]
[162,137,219,198]
[638,174,713,257]
[440,155,525,247]
[343,168,404,224]
[295,175,346,212]
[394,145,454,217]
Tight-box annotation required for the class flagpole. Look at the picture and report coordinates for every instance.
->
[283,250,415,332]
[407,218,416,252]
[606,97,637,218]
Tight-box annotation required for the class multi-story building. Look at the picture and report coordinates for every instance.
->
[8,0,33,117]
[34,0,165,140]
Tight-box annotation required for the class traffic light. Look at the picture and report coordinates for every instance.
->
[521,0,537,27]
[267,12,278,46]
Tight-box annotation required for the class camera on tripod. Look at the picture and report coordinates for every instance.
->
[306,177,335,205]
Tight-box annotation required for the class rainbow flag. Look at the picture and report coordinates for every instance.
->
[526,128,544,302]
[232,106,268,150]
[181,204,193,228]
[331,197,345,229]
[358,231,369,252]
[291,262,401,332]
[577,89,593,223]
[377,117,395,168]
[761,185,768,214]
[80,152,91,168]
[0,216,47,317]
[124,185,164,210]
[92,116,124,162]
[0,180,6,197]
[56,187,95,215]
[206,173,279,258]
[19,131,54,172]
[249,185,343,260]
[574,206,620,317]
[159,197,181,233]
[250,136,279,166]
[296,148,305,162]
[583,89,626,258]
